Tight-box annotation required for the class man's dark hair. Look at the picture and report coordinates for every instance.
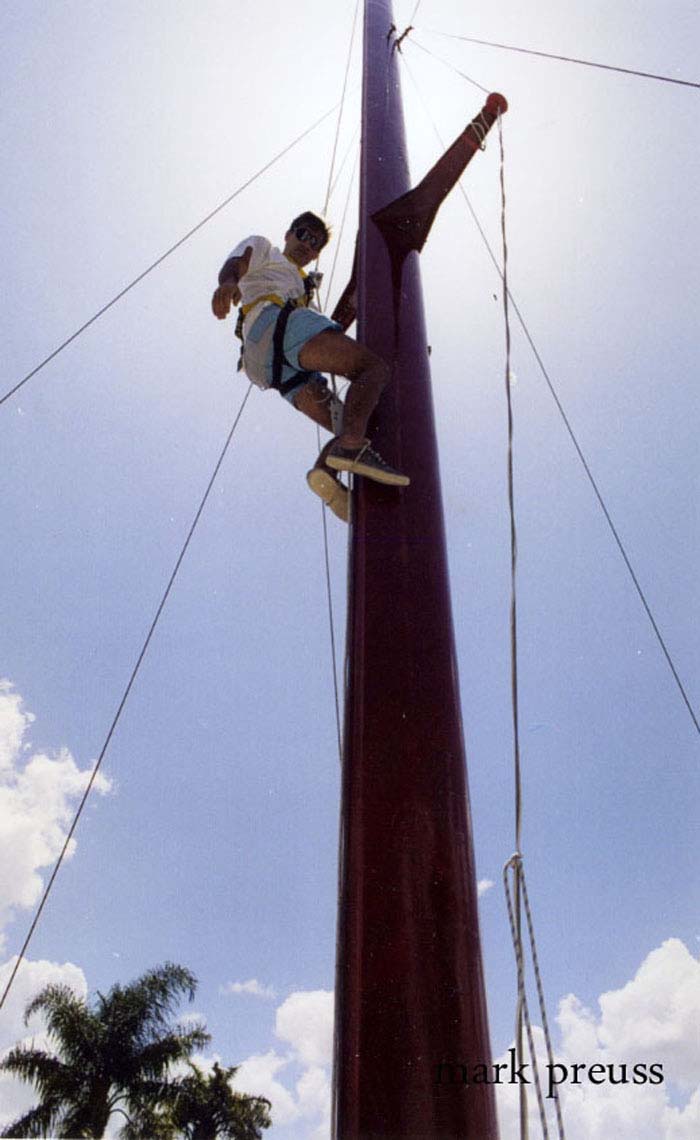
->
[290,211,331,247]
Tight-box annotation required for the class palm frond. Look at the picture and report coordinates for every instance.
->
[122,964,197,1027]
[134,1025,211,1077]
[23,982,101,1069]
[0,1097,64,1139]
[4,961,209,1140]
[59,1092,111,1139]
[24,983,85,1029]
[0,1045,63,1090]
[102,964,199,1058]
[166,1062,272,1139]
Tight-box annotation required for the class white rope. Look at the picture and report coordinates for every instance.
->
[400,52,565,1138]
[504,856,566,1138]
[328,124,361,202]
[503,857,552,1138]
[308,4,362,767]
[496,110,565,1140]
[322,148,360,314]
[322,0,361,219]
[402,42,700,739]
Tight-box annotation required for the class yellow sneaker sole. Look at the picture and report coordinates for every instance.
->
[325,451,410,486]
[306,468,350,523]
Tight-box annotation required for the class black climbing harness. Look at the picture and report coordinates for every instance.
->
[235,271,322,397]
[271,300,309,397]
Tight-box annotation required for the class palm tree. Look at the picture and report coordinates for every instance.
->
[164,1062,271,1140]
[0,962,210,1138]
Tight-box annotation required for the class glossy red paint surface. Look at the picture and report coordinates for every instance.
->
[332,3,499,1138]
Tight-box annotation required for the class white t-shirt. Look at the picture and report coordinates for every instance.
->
[227,235,309,334]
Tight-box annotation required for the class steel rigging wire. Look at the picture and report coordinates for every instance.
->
[421,28,700,90]
[0,98,349,411]
[400,44,700,740]
[495,106,566,1140]
[0,386,252,1014]
[0,20,362,1004]
[314,0,362,762]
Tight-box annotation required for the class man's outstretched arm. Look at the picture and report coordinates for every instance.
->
[211,245,252,320]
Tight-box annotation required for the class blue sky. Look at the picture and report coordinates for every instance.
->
[1,1,698,1136]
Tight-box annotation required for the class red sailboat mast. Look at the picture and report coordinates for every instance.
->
[332,1,503,1136]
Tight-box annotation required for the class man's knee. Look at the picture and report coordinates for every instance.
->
[350,348,390,390]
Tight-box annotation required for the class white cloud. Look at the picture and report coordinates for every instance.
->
[230,990,334,1137]
[594,939,700,1089]
[0,683,112,1133]
[220,978,277,999]
[275,990,333,1068]
[0,682,34,772]
[0,956,87,1055]
[0,682,111,947]
[495,938,700,1140]
[233,1049,300,1126]
[230,941,700,1140]
[8,937,694,1140]
[296,1065,332,1138]
[0,956,88,1132]
[478,878,495,897]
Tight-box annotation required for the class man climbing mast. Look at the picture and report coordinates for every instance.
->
[211,212,410,523]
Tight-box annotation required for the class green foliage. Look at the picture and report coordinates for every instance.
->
[0,963,270,1139]
[162,1062,271,1140]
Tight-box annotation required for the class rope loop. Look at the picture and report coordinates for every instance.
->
[503,857,566,1139]
[470,114,489,150]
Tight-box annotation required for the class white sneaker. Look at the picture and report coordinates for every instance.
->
[306,468,350,523]
[325,440,410,486]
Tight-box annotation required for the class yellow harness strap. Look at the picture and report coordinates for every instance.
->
[241,292,310,316]
[241,293,285,315]
[240,259,310,316]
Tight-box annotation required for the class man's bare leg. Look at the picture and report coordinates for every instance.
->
[292,378,350,522]
[297,330,389,446]
[291,379,337,468]
[297,330,409,486]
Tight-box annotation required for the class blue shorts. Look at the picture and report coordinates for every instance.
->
[245,305,342,402]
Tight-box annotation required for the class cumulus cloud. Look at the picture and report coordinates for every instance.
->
[220,978,277,999]
[230,942,699,1139]
[0,681,111,946]
[495,938,700,1140]
[0,956,88,1132]
[231,990,334,1137]
[478,878,495,897]
[0,682,111,1128]
[0,683,33,772]
[297,1064,332,1140]
[275,990,334,1068]
[593,939,700,1089]
[233,1050,301,1126]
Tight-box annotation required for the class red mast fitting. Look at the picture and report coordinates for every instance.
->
[332,92,508,326]
[332,3,505,1138]
[373,91,508,267]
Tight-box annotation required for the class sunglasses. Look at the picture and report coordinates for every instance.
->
[294,225,325,251]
